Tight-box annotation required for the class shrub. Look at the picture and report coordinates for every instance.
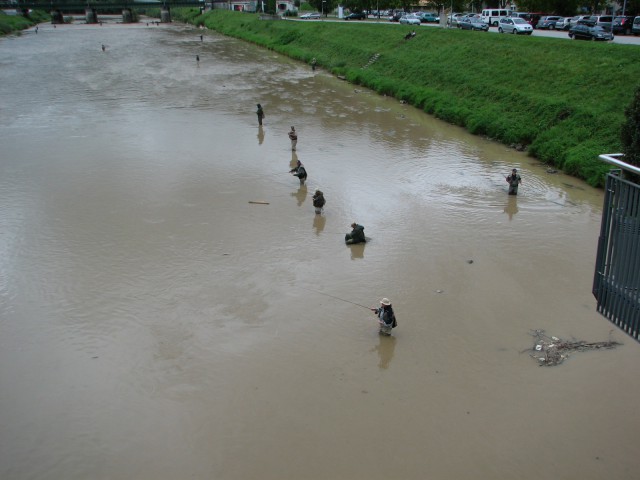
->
[621,86,640,168]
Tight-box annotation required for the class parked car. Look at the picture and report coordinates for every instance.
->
[457,16,489,31]
[481,8,511,26]
[498,17,534,34]
[345,12,366,20]
[634,16,640,35]
[528,13,546,28]
[570,15,591,27]
[581,15,613,31]
[536,16,563,29]
[612,16,635,35]
[510,12,532,22]
[568,24,614,41]
[399,14,421,25]
[389,11,404,22]
[299,12,321,19]
[447,13,465,27]
[419,12,439,23]
[554,17,571,30]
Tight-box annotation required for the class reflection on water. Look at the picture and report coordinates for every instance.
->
[257,125,264,145]
[348,243,365,260]
[291,185,307,206]
[312,214,325,235]
[371,334,396,369]
[504,196,519,221]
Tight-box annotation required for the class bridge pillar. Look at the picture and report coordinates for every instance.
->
[85,8,98,24]
[160,7,171,23]
[51,10,64,24]
[122,9,133,24]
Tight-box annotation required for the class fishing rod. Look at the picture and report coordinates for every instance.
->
[304,288,373,310]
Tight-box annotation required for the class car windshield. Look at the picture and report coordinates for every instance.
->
[513,18,527,24]
[592,26,606,31]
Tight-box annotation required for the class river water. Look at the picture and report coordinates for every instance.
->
[1,18,639,480]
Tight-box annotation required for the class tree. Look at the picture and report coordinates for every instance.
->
[427,0,467,12]
[266,0,276,14]
[467,0,483,12]
[514,0,581,15]
[621,86,640,169]
[307,0,339,14]
[619,0,640,15]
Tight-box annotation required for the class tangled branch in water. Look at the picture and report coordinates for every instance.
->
[527,329,622,366]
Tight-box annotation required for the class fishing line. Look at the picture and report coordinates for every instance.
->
[302,287,373,310]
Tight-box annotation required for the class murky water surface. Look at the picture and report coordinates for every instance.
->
[1,19,639,480]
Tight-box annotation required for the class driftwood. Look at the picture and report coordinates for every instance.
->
[248,201,270,205]
[526,329,622,366]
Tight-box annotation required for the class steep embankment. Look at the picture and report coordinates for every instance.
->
[177,10,640,187]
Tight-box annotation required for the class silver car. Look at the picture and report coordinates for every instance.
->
[498,17,533,35]
[399,14,421,25]
[554,17,571,30]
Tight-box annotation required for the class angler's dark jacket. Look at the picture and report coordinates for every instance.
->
[375,306,396,326]
[313,193,325,208]
[346,224,365,244]
[291,165,307,180]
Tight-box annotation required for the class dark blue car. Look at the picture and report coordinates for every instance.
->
[569,24,614,41]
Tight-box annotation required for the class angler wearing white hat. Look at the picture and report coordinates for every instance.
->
[371,298,397,336]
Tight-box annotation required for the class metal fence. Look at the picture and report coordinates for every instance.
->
[593,170,640,341]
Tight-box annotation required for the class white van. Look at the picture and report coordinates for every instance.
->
[481,8,511,26]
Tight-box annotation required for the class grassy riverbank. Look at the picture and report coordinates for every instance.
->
[0,11,49,35]
[180,10,640,186]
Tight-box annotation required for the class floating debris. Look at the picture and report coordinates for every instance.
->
[526,329,622,366]
[248,201,270,205]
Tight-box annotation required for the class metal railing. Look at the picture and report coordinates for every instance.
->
[593,154,640,341]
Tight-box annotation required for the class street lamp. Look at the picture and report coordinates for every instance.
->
[322,0,326,18]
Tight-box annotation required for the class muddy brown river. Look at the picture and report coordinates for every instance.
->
[1,18,639,480]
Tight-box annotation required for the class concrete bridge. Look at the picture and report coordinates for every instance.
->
[3,1,206,23]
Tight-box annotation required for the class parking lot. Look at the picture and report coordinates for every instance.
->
[297,16,640,45]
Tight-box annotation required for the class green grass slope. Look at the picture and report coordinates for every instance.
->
[178,10,640,187]
[0,11,49,35]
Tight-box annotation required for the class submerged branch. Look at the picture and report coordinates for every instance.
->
[527,329,622,367]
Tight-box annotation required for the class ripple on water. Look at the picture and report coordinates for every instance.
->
[396,139,592,220]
